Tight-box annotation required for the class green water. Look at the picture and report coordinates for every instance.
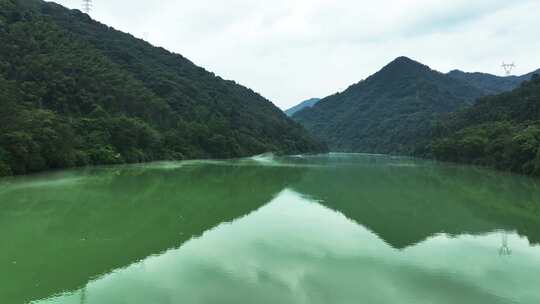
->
[1,154,540,304]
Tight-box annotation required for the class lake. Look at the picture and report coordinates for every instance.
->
[1,154,540,304]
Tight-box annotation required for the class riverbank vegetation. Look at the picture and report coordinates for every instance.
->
[0,0,324,177]
[429,75,540,175]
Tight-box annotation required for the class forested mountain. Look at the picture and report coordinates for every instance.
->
[293,57,485,154]
[429,74,540,175]
[0,0,324,177]
[285,98,320,116]
[447,69,540,95]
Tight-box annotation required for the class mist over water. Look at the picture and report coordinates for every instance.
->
[2,154,540,304]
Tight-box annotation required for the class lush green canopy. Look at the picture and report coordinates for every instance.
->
[0,0,324,176]
[429,74,540,175]
[293,57,484,154]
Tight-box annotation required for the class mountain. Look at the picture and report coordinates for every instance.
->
[447,68,540,95]
[429,74,540,175]
[0,0,324,177]
[285,98,321,116]
[293,57,485,154]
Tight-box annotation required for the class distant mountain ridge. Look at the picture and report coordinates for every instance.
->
[447,68,540,95]
[293,56,486,154]
[285,98,321,116]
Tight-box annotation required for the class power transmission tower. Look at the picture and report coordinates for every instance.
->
[79,286,87,304]
[501,62,516,76]
[498,231,512,256]
[82,0,92,14]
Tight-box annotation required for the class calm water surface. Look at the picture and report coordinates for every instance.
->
[1,154,540,304]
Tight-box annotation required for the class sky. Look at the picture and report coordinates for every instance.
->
[51,0,540,109]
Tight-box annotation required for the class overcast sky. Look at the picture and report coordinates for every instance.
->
[51,0,540,109]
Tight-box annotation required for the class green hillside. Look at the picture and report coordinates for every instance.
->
[429,74,540,175]
[0,0,324,177]
[293,57,484,154]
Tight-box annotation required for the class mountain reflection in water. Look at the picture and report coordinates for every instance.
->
[1,154,539,304]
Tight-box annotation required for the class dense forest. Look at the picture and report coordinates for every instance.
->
[428,74,540,175]
[292,56,540,176]
[293,57,485,154]
[0,0,325,177]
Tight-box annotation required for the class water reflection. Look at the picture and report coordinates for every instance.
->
[289,154,540,247]
[34,190,540,304]
[499,231,512,256]
[1,154,540,304]
[1,162,305,304]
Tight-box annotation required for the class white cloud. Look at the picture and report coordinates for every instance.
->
[50,0,540,109]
